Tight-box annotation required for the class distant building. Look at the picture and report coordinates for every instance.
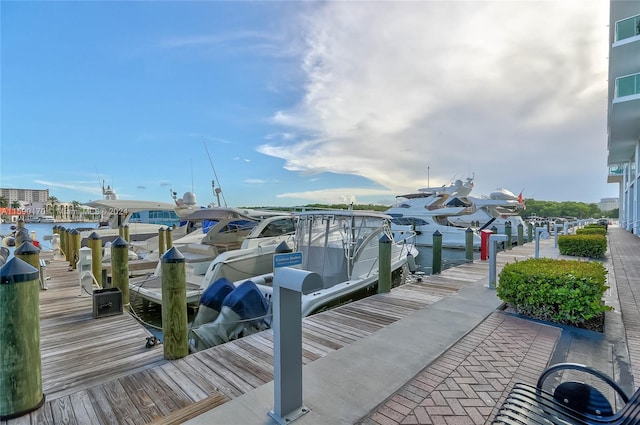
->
[606,2,640,234]
[598,197,619,212]
[0,187,49,204]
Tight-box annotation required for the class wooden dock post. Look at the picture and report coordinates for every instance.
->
[432,230,442,274]
[161,247,188,360]
[118,224,125,240]
[72,230,81,269]
[490,226,499,251]
[528,222,534,242]
[123,224,130,243]
[465,228,474,263]
[15,242,44,290]
[158,227,166,256]
[377,234,392,293]
[111,237,130,310]
[0,257,44,420]
[517,223,524,246]
[505,221,512,250]
[88,232,102,288]
[59,227,68,261]
[166,227,173,250]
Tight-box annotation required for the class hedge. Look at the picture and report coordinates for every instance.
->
[497,258,609,327]
[558,234,607,258]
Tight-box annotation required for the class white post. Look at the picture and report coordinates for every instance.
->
[488,234,508,289]
[269,267,322,425]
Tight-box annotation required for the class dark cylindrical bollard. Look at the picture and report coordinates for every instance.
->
[377,234,392,293]
[465,227,474,263]
[166,227,173,250]
[161,247,188,360]
[88,232,102,288]
[0,258,44,420]
[432,230,442,274]
[505,221,512,250]
[517,223,524,246]
[158,227,167,257]
[111,237,130,309]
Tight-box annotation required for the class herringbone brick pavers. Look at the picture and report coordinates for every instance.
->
[358,312,561,425]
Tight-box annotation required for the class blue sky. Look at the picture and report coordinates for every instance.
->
[1,1,618,208]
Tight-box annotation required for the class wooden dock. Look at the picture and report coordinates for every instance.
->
[2,243,538,425]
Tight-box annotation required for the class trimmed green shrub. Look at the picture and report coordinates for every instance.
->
[576,228,607,235]
[558,234,606,258]
[497,258,609,327]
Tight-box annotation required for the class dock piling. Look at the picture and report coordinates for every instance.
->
[377,234,392,293]
[0,258,44,420]
[161,247,188,360]
[88,232,103,288]
[111,237,130,309]
[432,230,442,274]
[465,228,474,262]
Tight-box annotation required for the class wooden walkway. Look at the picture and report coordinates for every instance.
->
[2,242,539,425]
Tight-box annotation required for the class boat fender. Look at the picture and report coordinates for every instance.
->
[407,253,417,274]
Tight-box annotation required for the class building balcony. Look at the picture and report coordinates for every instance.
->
[614,14,640,45]
[607,164,624,183]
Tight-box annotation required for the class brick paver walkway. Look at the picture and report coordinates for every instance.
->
[357,312,561,425]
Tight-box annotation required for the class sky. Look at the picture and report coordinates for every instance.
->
[1,0,619,208]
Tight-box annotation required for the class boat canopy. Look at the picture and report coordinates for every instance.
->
[181,208,257,222]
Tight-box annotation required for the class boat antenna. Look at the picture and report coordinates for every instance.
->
[427,166,430,189]
[202,139,227,207]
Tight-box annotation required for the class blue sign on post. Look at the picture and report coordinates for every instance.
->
[274,252,303,269]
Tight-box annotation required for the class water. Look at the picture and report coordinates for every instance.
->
[413,245,480,274]
[1,221,99,253]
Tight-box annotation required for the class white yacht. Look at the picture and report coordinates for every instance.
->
[386,178,481,248]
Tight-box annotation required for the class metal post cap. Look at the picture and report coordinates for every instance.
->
[0,257,39,284]
[15,241,39,255]
[88,232,102,240]
[162,246,185,263]
[379,233,392,243]
[432,230,442,236]
[275,241,293,253]
[111,236,129,247]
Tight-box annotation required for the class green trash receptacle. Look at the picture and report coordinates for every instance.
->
[0,257,44,420]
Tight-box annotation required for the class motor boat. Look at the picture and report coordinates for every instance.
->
[187,209,418,351]
[129,212,296,304]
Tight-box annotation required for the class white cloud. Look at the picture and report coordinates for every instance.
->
[259,1,610,202]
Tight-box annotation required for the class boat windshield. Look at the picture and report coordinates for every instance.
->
[294,213,387,286]
[128,210,181,227]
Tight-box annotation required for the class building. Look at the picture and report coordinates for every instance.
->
[607,1,640,235]
[598,197,619,212]
[0,187,49,204]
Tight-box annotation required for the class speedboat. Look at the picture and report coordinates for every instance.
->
[128,212,296,303]
[187,209,418,351]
